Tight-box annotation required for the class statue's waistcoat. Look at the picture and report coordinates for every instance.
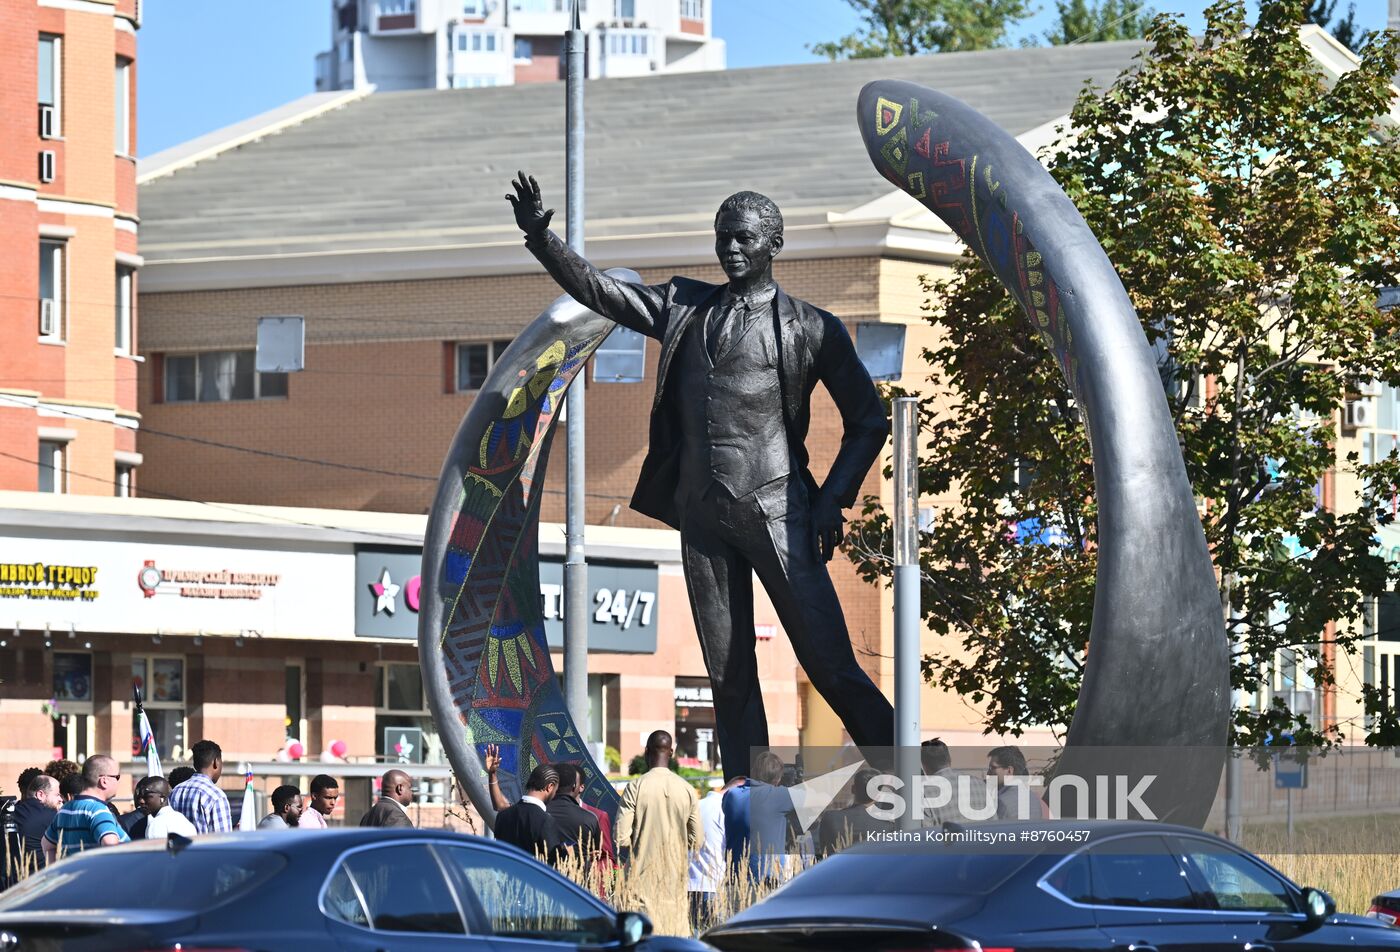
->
[673,304,791,503]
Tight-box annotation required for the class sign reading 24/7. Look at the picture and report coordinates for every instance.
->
[538,583,655,630]
[353,547,659,653]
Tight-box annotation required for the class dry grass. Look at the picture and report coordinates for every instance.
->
[1245,813,1400,914]
[550,842,809,935]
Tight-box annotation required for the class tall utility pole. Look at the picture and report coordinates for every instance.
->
[563,0,590,741]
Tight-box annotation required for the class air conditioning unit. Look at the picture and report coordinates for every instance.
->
[1357,378,1384,398]
[1344,398,1375,430]
[38,104,55,139]
[38,150,56,183]
[39,298,56,337]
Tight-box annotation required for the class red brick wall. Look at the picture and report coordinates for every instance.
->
[1,0,140,495]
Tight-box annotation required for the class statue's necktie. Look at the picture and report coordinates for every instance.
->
[706,299,745,363]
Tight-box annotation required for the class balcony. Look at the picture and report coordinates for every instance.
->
[371,0,417,33]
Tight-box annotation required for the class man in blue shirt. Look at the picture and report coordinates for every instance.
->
[721,750,792,883]
[42,755,129,861]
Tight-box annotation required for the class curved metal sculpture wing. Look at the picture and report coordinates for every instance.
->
[420,273,639,828]
[858,81,1228,824]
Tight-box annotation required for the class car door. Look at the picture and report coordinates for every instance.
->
[1078,834,1246,952]
[319,842,493,950]
[439,843,625,951]
[1168,835,1350,952]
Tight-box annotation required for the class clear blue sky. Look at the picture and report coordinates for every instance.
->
[137,0,1393,158]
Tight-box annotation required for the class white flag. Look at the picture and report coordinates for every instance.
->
[137,708,163,779]
[238,764,257,831]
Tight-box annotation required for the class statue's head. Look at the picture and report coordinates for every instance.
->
[714,191,784,283]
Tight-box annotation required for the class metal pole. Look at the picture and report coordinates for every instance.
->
[1286,786,1293,843]
[892,397,921,829]
[563,0,589,741]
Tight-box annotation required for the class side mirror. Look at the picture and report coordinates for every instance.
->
[1302,887,1336,925]
[617,911,652,947]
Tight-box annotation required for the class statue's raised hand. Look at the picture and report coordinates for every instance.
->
[506,171,555,236]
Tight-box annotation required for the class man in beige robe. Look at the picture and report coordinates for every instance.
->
[615,730,703,935]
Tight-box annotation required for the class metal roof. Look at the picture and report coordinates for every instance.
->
[137,42,1146,266]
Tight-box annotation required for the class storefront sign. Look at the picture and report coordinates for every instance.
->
[1,536,352,638]
[0,561,100,602]
[137,560,281,600]
[354,546,659,652]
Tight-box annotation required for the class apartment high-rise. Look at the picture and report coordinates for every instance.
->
[315,0,725,92]
[0,0,143,497]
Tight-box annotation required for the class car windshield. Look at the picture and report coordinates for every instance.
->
[0,849,286,913]
[776,848,1034,898]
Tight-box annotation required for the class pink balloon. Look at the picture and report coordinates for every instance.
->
[287,742,305,760]
[330,740,348,758]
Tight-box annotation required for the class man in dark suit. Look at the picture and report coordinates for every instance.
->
[358,769,414,828]
[508,173,895,777]
[494,764,568,864]
[546,763,601,857]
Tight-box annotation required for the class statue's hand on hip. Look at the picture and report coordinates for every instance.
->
[506,171,555,236]
[812,492,846,563]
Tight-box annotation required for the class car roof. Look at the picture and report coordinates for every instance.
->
[83,827,508,864]
[856,819,1230,849]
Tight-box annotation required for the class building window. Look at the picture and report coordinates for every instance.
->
[115,265,134,353]
[375,662,437,767]
[374,0,415,14]
[462,0,487,14]
[38,440,67,494]
[115,463,134,497]
[162,350,289,403]
[510,0,562,10]
[132,655,187,761]
[39,240,64,340]
[457,29,500,52]
[680,0,702,17]
[514,37,533,61]
[614,0,635,18]
[114,58,132,156]
[39,35,61,137]
[456,340,512,391]
[607,31,649,55]
[451,74,500,88]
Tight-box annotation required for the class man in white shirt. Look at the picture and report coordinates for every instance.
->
[689,776,741,931]
[140,778,197,839]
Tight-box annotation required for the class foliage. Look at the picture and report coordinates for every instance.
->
[1304,0,1367,52]
[1043,0,1156,45]
[847,0,1400,747]
[603,745,622,772]
[811,0,1033,59]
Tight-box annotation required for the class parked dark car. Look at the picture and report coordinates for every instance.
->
[0,828,710,951]
[704,820,1399,951]
[1369,888,1400,927]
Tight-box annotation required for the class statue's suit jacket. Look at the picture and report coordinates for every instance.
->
[524,232,889,527]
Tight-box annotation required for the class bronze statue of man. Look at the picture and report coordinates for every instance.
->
[508,172,894,777]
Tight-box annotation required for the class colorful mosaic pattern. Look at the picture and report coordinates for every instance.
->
[422,294,625,822]
[863,89,1084,403]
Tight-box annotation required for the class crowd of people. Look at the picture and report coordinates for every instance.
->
[3,730,1044,937]
[0,736,430,887]
[483,733,1048,933]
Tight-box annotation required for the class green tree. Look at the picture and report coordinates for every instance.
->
[811,0,1033,59]
[847,0,1400,747]
[1044,0,1156,45]
[1304,0,1366,51]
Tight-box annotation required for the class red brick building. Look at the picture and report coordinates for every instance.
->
[0,0,143,498]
